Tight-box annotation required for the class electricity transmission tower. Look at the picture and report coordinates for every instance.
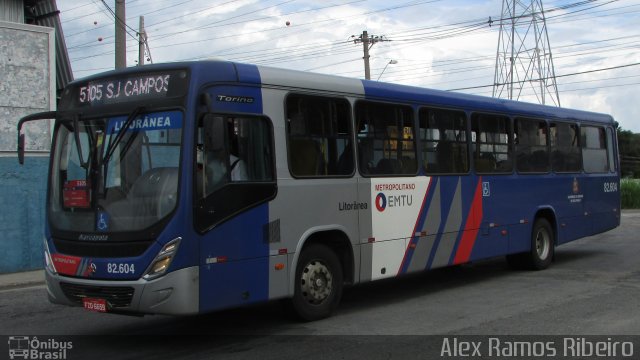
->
[493,0,561,106]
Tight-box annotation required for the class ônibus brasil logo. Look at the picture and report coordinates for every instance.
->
[375,193,387,212]
[7,336,73,360]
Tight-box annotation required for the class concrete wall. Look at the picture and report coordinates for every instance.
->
[0,21,55,273]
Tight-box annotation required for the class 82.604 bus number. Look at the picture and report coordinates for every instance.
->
[107,263,135,274]
[604,182,618,193]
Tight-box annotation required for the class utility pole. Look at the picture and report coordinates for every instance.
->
[115,0,126,69]
[138,16,146,66]
[352,31,390,80]
[493,0,560,106]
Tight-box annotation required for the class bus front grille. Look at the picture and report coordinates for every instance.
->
[59,282,135,308]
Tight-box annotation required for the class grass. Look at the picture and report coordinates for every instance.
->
[621,178,640,209]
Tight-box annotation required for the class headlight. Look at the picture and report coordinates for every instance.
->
[143,237,181,280]
[43,238,57,274]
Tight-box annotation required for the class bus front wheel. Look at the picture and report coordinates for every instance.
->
[507,218,554,270]
[290,244,343,321]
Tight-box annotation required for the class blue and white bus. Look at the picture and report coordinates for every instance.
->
[18,60,620,321]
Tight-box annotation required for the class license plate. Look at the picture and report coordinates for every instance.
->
[83,298,108,312]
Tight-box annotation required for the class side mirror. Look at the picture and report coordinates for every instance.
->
[16,110,57,165]
[18,133,25,165]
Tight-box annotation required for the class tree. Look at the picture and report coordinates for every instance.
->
[617,128,640,178]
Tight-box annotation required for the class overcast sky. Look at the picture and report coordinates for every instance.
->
[57,0,640,131]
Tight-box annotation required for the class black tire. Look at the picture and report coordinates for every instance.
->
[529,218,554,270]
[290,244,343,321]
[507,218,554,270]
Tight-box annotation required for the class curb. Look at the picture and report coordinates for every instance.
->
[0,270,45,290]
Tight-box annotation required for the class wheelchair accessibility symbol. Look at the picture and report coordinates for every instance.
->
[482,182,491,197]
[97,211,110,232]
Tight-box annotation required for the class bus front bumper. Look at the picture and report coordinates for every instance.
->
[45,266,199,315]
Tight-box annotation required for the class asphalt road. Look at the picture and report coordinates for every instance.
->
[1,212,639,359]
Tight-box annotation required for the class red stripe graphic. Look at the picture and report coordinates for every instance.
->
[453,179,483,264]
[52,254,83,276]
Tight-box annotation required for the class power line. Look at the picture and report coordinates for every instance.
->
[99,0,138,41]
[200,0,632,66]
[448,61,640,92]
[63,0,638,83]
[65,0,440,54]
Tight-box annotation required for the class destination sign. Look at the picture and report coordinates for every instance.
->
[70,70,188,107]
[106,111,183,134]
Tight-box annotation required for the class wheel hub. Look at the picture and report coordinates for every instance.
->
[535,228,550,260]
[300,260,333,305]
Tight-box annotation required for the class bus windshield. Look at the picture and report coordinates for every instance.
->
[49,110,183,234]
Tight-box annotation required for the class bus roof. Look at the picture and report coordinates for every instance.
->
[72,60,615,125]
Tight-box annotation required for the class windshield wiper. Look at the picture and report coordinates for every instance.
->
[73,114,92,170]
[102,106,145,165]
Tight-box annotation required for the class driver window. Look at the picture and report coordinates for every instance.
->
[197,115,274,199]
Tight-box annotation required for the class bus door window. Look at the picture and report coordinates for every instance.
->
[195,114,275,231]
[198,115,228,196]
[419,107,468,174]
[285,94,354,177]
[200,117,251,196]
[471,113,512,174]
[515,118,549,173]
[581,125,608,173]
[355,101,416,176]
[229,121,249,181]
[550,122,581,173]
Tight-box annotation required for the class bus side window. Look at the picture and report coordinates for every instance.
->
[355,101,416,176]
[606,127,616,172]
[286,94,354,177]
[550,122,581,173]
[581,125,608,173]
[471,113,512,174]
[419,107,468,174]
[515,118,549,173]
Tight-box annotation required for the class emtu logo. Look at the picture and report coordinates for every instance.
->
[375,193,387,212]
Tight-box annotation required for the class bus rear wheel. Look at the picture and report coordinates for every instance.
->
[507,218,554,270]
[290,244,343,321]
